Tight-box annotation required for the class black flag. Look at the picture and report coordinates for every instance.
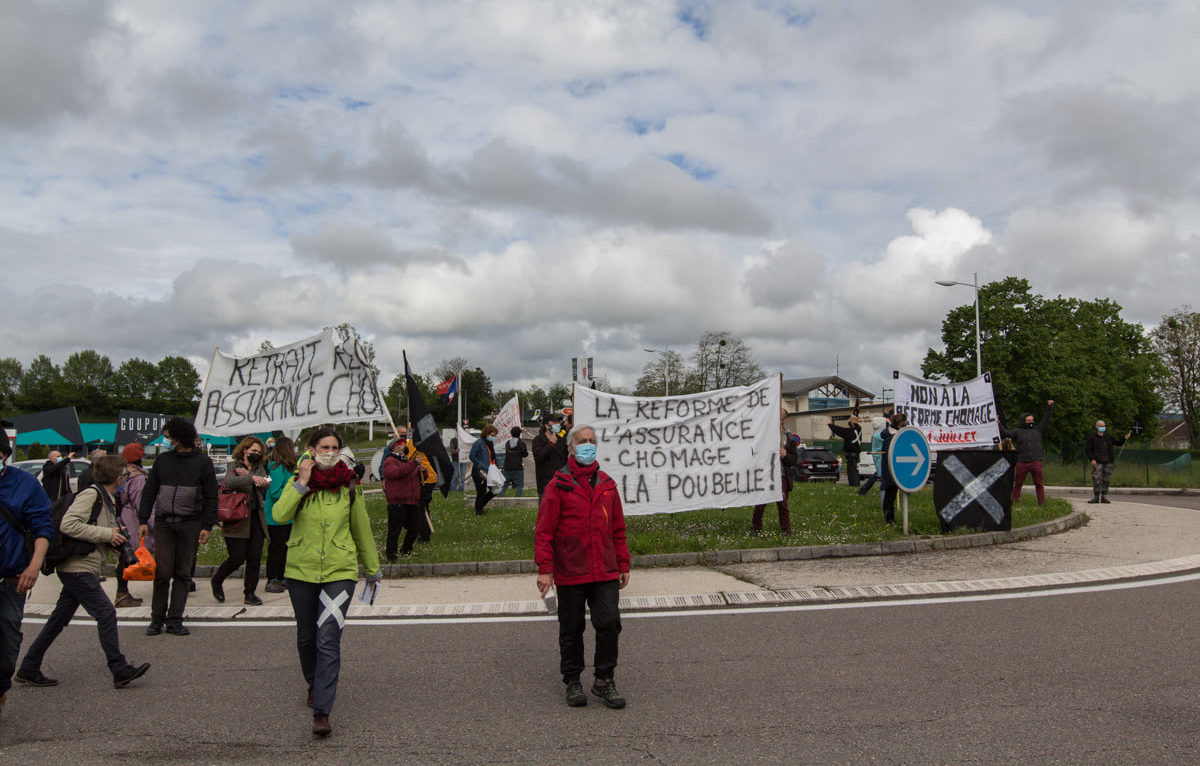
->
[404,352,454,497]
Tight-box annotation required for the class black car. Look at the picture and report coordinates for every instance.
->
[792,447,840,482]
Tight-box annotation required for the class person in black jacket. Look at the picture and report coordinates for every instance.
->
[40,450,75,502]
[136,418,218,637]
[532,415,568,499]
[998,400,1054,505]
[827,416,862,487]
[1084,420,1130,504]
[500,427,528,497]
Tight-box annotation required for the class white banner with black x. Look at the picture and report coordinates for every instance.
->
[317,588,350,629]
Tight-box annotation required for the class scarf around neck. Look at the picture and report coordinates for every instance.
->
[307,460,358,492]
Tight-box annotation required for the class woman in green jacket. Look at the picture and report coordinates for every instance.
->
[271,427,381,738]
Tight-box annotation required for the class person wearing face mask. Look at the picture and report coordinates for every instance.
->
[534,425,631,710]
[533,414,567,499]
[271,427,381,738]
[381,428,421,562]
[1085,420,1131,504]
[998,400,1054,506]
[211,436,271,606]
[469,424,499,515]
[0,422,53,716]
[16,455,151,690]
[138,417,218,637]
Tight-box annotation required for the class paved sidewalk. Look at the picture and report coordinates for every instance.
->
[22,496,1200,621]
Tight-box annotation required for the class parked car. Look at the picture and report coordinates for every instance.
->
[857,451,877,478]
[11,458,92,493]
[792,447,840,482]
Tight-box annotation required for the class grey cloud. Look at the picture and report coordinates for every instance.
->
[0,2,113,129]
[742,241,825,308]
[291,224,466,273]
[1003,85,1200,204]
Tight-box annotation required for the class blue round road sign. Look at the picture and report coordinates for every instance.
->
[888,426,932,493]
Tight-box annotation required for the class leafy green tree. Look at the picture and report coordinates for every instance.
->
[923,277,1162,454]
[152,356,202,415]
[1150,307,1200,446]
[0,357,22,413]
[113,358,160,411]
[16,355,62,412]
[61,350,115,415]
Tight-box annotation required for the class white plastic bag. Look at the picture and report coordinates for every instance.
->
[486,464,505,491]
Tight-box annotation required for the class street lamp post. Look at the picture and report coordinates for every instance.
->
[643,347,670,396]
[935,272,982,378]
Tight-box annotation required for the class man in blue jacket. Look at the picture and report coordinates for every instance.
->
[0,424,53,716]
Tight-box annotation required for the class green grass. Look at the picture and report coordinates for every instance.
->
[1041,460,1200,489]
[195,483,1073,566]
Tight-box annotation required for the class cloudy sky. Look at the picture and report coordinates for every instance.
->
[2,0,1196,397]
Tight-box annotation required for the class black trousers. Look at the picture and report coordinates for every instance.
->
[214,521,266,596]
[20,571,128,677]
[882,485,898,523]
[472,468,494,515]
[152,519,202,626]
[265,525,291,581]
[845,452,860,486]
[556,579,621,684]
[386,504,427,559]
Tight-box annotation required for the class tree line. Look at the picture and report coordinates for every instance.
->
[923,276,1199,452]
[0,351,202,418]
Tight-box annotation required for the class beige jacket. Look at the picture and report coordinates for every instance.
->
[58,486,118,576]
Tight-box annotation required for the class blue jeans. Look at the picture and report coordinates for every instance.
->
[20,571,129,677]
[500,469,524,497]
[0,579,27,697]
[452,462,468,492]
[287,579,355,716]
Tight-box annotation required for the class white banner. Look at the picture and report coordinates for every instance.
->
[456,423,476,462]
[492,395,521,438]
[891,371,1000,449]
[573,377,782,516]
[196,329,385,436]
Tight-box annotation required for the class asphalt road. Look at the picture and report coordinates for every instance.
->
[3,577,1199,764]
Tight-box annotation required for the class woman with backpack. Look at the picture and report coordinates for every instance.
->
[210,436,270,606]
[271,427,382,737]
[16,455,151,690]
[262,437,297,593]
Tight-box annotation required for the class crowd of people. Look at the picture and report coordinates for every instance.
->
[0,399,1144,731]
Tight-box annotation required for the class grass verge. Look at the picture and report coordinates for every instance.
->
[195,482,1073,566]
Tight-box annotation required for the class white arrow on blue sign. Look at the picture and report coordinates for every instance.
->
[888,426,932,493]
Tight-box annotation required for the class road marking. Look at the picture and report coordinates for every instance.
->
[26,570,1200,627]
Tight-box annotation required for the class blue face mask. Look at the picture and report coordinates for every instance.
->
[574,444,597,465]
[486,435,494,443]
[1098,426,1106,433]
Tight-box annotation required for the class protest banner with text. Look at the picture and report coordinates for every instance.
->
[491,395,521,438]
[573,377,782,516]
[196,329,385,436]
[891,371,1000,449]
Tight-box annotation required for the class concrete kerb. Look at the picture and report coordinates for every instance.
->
[180,511,1088,579]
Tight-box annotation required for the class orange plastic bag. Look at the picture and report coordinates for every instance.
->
[122,542,156,581]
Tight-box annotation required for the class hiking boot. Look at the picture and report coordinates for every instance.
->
[146,621,164,636]
[15,669,58,687]
[1101,495,1111,504]
[244,594,263,606]
[114,592,143,608]
[312,712,332,737]
[565,681,587,707]
[264,579,286,593]
[591,678,626,709]
[113,662,150,689]
[166,623,190,636]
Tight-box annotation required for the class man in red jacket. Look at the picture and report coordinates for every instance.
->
[535,424,631,709]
